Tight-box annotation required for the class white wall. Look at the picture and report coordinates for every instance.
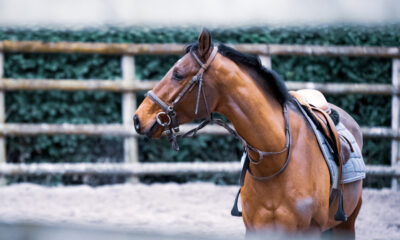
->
[0,0,399,28]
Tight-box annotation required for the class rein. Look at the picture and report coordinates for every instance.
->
[146,45,292,183]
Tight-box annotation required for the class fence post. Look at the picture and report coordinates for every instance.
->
[0,52,6,185]
[259,55,271,69]
[392,59,400,190]
[122,55,138,182]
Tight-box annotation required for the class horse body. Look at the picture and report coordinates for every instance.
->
[241,103,363,234]
[241,103,331,232]
[211,55,362,233]
[134,29,363,238]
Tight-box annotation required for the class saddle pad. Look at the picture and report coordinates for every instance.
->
[298,104,366,188]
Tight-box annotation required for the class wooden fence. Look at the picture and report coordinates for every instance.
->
[0,41,399,189]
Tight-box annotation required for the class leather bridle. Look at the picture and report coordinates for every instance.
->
[146,46,218,150]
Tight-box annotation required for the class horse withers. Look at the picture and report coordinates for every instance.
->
[133,29,363,238]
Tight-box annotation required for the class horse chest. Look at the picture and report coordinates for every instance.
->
[241,182,316,230]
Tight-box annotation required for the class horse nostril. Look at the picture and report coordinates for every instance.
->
[133,114,141,134]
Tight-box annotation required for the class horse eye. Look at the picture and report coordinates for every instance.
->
[173,71,184,81]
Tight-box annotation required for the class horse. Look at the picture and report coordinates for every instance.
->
[133,29,363,238]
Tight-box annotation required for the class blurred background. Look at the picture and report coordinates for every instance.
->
[0,0,399,186]
[2,0,400,27]
[0,0,399,239]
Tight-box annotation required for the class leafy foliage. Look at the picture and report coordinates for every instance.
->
[0,25,398,184]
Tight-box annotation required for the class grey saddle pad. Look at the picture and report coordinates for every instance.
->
[299,106,366,189]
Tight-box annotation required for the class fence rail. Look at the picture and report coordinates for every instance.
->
[0,123,396,139]
[0,162,399,178]
[1,40,400,57]
[0,79,395,95]
[0,40,399,188]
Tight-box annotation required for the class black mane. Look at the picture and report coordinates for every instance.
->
[186,43,289,105]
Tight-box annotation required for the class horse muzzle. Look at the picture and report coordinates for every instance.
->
[133,114,162,139]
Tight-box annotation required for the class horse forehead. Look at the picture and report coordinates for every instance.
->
[176,54,197,69]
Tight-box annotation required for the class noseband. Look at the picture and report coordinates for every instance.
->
[146,46,219,150]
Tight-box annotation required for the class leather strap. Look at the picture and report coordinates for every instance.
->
[172,47,218,109]
[146,46,218,136]
[147,90,173,113]
[231,188,242,216]
[231,103,292,217]
[147,90,179,131]
[247,105,291,163]
[311,107,344,195]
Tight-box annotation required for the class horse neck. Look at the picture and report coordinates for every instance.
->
[213,63,288,176]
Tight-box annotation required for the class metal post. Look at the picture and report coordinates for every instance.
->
[122,55,138,182]
[259,55,271,69]
[391,59,400,190]
[0,52,6,185]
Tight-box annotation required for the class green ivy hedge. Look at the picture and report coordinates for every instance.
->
[0,25,398,185]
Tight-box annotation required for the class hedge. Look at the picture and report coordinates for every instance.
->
[0,25,398,185]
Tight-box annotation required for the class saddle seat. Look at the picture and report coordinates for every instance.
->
[295,89,331,114]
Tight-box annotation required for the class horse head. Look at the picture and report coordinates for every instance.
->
[134,29,221,140]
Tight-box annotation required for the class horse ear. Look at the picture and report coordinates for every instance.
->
[198,28,212,58]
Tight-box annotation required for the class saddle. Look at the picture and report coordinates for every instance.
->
[290,89,353,166]
[290,89,354,221]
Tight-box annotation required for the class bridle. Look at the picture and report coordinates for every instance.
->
[146,46,218,150]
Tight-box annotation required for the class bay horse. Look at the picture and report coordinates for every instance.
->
[133,29,363,238]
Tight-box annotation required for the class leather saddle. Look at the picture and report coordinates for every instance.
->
[291,89,354,221]
[290,89,353,166]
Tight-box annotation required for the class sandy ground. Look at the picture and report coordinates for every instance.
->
[0,183,398,240]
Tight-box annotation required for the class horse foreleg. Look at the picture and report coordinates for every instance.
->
[329,196,362,240]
